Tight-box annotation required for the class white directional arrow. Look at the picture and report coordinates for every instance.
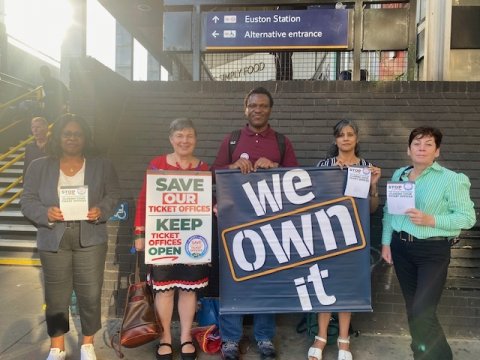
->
[212,31,219,38]
[212,15,220,23]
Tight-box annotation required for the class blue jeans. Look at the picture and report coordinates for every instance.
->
[219,313,276,342]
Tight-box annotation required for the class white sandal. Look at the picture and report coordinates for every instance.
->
[307,336,326,360]
[337,337,353,360]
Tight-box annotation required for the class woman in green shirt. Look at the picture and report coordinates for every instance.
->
[381,126,476,360]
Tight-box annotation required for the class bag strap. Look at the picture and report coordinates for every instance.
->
[110,332,125,358]
[228,129,242,164]
[110,252,142,359]
[134,252,141,284]
[397,165,413,181]
[275,132,286,165]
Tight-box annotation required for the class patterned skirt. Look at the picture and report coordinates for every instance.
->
[148,263,209,292]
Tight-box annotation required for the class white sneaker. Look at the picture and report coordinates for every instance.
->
[46,348,66,360]
[338,349,353,360]
[80,344,97,360]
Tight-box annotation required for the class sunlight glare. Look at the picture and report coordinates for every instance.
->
[4,0,73,61]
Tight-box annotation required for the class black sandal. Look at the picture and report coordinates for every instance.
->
[156,343,173,360]
[180,341,197,360]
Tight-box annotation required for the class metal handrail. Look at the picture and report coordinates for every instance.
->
[0,188,23,211]
[0,135,34,162]
[0,85,46,214]
[0,71,36,90]
[0,122,53,212]
[0,119,25,136]
[0,150,25,212]
[0,86,43,111]
[0,176,22,198]
[0,152,26,173]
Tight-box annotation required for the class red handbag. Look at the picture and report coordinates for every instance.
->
[111,254,162,358]
[191,324,221,354]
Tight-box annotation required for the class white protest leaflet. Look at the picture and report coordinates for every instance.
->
[59,185,89,221]
[344,166,371,199]
[145,171,212,265]
[387,181,415,215]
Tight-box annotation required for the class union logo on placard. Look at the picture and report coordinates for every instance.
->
[185,235,208,259]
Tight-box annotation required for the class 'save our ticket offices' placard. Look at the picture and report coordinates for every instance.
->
[145,171,212,265]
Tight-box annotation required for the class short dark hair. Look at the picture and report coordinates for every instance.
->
[408,126,442,148]
[47,113,97,157]
[244,87,274,108]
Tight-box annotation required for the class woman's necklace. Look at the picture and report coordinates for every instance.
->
[175,161,193,170]
[62,157,84,175]
[336,155,359,166]
[171,154,194,170]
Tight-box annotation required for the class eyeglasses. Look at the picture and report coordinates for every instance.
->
[61,131,84,139]
[246,104,270,110]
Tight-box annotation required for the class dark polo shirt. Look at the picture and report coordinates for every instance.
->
[211,124,298,170]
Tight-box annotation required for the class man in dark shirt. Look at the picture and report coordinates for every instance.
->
[39,65,69,122]
[211,87,298,360]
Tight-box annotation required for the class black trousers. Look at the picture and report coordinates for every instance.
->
[391,236,452,360]
[39,223,108,337]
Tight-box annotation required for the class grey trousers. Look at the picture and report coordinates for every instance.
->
[39,222,108,337]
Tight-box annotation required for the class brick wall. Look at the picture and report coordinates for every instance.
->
[71,66,480,336]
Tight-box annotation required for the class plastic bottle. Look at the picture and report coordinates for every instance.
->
[70,291,79,316]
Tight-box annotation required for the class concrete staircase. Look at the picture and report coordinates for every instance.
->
[0,150,39,266]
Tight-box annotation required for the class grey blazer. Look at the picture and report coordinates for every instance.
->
[21,156,121,251]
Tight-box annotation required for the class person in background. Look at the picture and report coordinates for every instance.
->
[308,119,381,360]
[134,118,209,360]
[21,113,121,360]
[23,116,49,178]
[211,87,298,360]
[39,65,69,122]
[381,126,476,360]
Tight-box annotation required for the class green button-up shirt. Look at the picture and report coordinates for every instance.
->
[382,162,476,245]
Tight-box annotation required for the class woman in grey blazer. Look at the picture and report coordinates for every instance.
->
[21,114,120,360]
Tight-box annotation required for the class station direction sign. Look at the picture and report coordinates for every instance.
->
[203,9,348,51]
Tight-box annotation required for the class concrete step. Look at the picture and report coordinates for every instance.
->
[0,210,24,217]
[0,224,36,232]
[0,239,39,266]
[0,239,36,249]
[0,177,21,183]
[0,187,22,194]
[0,168,22,174]
[0,198,20,205]
[0,160,24,166]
